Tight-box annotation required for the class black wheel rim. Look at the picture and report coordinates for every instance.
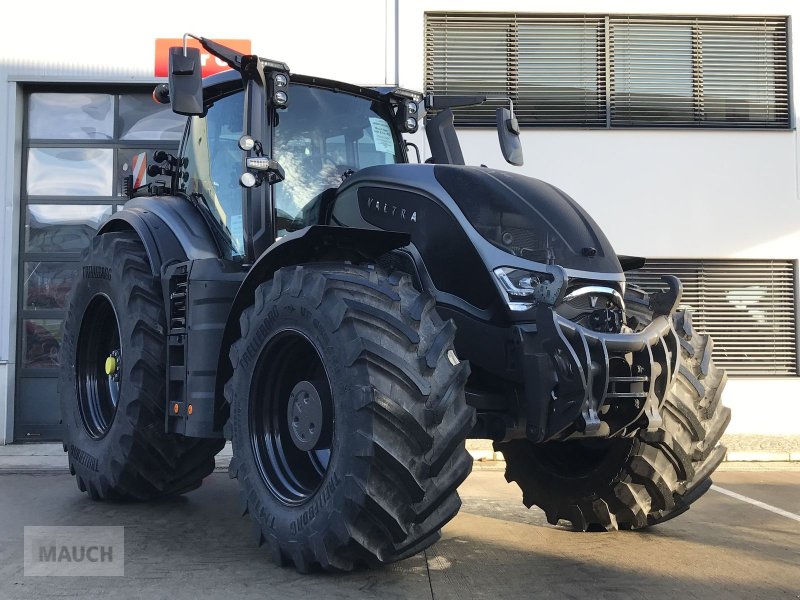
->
[250,329,334,506]
[76,294,121,439]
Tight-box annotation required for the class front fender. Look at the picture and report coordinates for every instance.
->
[214,225,410,431]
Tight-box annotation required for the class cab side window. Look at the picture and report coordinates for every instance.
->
[180,92,244,255]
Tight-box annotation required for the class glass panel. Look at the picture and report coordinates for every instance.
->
[27,148,114,196]
[22,319,63,368]
[180,92,245,256]
[517,21,604,125]
[119,94,185,141]
[25,205,112,252]
[28,93,113,140]
[702,24,782,124]
[23,262,78,309]
[611,22,694,124]
[273,84,401,231]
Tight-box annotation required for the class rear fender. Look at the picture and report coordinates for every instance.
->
[97,196,219,277]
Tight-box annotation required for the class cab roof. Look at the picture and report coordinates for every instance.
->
[202,69,399,106]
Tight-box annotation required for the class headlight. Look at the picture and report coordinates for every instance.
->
[493,267,557,311]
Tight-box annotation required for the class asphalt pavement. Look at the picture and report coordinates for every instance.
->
[0,465,798,599]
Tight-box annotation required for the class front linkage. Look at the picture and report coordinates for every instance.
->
[518,276,683,443]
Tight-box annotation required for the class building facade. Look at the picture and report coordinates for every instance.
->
[1,0,798,443]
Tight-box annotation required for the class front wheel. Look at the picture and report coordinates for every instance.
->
[225,264,474,572]
[496,309,730,530]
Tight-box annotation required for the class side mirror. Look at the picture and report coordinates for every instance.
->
[496,107,523,166]
[168,47,204,116]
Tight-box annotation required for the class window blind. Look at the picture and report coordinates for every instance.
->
[626,259,797,376]
[424,12,790,128]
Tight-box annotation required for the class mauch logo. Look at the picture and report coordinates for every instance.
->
[24,526,124,577]
[366,196,418,223]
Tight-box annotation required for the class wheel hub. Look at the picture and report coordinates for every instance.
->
[287,381,323,451]
[104,350,121,382]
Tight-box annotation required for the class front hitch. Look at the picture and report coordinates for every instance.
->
[517,298,680,443]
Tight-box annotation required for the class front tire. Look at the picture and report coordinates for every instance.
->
[59,232,224,500]
[226,264,474,572]
[495,309,730,530]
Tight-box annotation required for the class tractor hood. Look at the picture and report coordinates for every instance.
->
[335,164,621,276]
[431,165,621,274]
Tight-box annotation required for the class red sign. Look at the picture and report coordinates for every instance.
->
[155,38,252,77]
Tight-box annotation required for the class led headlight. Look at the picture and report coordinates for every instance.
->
[405,117,418,132]
[493,267,553,311]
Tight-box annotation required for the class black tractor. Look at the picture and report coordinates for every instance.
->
[59,37,730,572]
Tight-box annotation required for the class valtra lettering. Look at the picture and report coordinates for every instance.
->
[366,196,417,223]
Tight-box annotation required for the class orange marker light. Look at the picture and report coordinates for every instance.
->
[187,404,193,416]
[173,403,179,414]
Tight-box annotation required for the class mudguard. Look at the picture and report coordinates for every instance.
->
[97,196,220,276]
[213,225,410,432]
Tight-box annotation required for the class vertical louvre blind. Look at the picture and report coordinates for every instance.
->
[626,259,797,376]
[424,12,790,128]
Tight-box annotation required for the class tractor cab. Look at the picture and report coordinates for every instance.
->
[157,39,419,262]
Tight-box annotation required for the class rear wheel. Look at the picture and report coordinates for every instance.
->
[495,309,730,530]
[226,264,474,572]
[59,232,224,500]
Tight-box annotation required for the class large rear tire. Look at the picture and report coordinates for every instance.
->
[226,264,474,572]
[495,309,730,530]
[59,232,224,500]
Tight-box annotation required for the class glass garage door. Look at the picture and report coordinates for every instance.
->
[16,85,184,441]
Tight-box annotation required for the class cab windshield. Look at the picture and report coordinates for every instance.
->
[273,85,403,232]
[179,82,403,255]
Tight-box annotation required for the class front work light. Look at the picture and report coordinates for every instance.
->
[238,135,256,151]
[240,172,257,188]
[273,90,288,105]
[271,71,290,108]
[397,100,419,133]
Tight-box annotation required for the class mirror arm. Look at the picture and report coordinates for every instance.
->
[182,32,246,72]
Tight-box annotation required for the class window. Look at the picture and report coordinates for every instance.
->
[273,84,402,233]
[626,259,798,377]
[425,13,790,128]
[17,86,183,440]
[180,92,245,256]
